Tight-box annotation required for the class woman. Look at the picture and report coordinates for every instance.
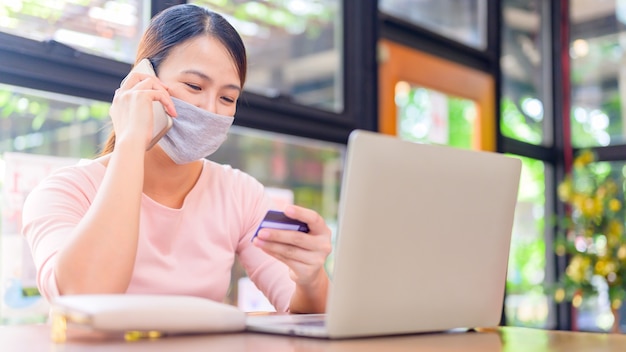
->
[21,4,331,314]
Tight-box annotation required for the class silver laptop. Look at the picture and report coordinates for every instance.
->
[246,129,522,339]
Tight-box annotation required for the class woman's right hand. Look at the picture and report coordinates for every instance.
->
[109,68,177,149]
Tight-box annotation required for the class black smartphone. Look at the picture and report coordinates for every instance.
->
[251,210,310,241]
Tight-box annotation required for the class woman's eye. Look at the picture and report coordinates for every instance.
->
[221,96,235,103]
[185,83,201,91]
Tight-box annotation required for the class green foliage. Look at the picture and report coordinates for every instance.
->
[500,97,542,145]
[396,86,472,147]
[0,0,63,28]
[0,84,111,157]
[553,150,626,309]
[447,97,473,149]
[602,92,622,136]
[507,235,546,293]
[506,156,546,295]
[192,0,334,37]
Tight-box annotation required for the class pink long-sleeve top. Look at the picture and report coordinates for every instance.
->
[21,158,295,312]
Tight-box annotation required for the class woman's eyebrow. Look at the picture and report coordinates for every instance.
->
[182,69,241,92]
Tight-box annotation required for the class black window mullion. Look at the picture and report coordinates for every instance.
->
[234,92,354,145]
[0,32,128,102]
[343,0,379,133]
[156,0,186,16]
[378,13,494,74]
[552,0,572,331]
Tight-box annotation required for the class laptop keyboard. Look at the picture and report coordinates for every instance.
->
[281,314,326,327]
[294,319,326,327]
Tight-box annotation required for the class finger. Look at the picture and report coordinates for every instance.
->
[146,88,176,117]
[254,237,320,266]
[283,206,329,236]
[125,78,177,117]
[254,229,331,262]
[119,73,171,99]
[131,76,166,91]
[255,228,319,251]
[119,71,157,90]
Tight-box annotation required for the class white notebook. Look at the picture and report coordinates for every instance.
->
[51,294,245,335]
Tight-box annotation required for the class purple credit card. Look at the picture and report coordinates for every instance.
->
[251,210,310,241]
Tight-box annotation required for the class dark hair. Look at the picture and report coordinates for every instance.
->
[100,4,247,155]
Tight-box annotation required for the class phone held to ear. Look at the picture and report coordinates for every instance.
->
[131,58,173,150]
[251,210,310,242]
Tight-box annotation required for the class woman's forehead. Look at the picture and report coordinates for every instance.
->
[159,36,240,87]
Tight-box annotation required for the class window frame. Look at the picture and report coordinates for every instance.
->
[377,0,571,330]
[0,1,378,145]
[0,0,588,331]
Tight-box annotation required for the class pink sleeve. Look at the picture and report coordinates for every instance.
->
[21,166,96,300]
[233,174,296,312]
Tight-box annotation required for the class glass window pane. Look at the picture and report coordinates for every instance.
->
[379,0,487,50]
[190,0,343,112]
[501,0,552,146]
[207,126,345,309]
[395,82,477,149]
[0,83,111,324]
[0,0,147,63]
[505,156,549,328]
[212,126,344,223]
[0,83,111,158]
[570,1,625,147]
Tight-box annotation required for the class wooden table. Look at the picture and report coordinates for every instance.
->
[2,324,626,351]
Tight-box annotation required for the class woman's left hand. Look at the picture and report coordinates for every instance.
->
[252,205,332,286]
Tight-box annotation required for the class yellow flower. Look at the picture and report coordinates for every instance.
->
[558,179,573,201]
[554,288,565,303]
[606,179,618,194]
[607,220,623,239]
[573,293,583,308]
[609,199,622,212]
[572,195,586,213]
[567,255,591,283]
[618,245,626,260]
[594,259,617,277]
[581,198,601,218]
[574,150,595,168]
[613,299,623,310]
[608,229,622,248]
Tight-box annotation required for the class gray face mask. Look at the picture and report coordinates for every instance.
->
[158,97,234,164]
